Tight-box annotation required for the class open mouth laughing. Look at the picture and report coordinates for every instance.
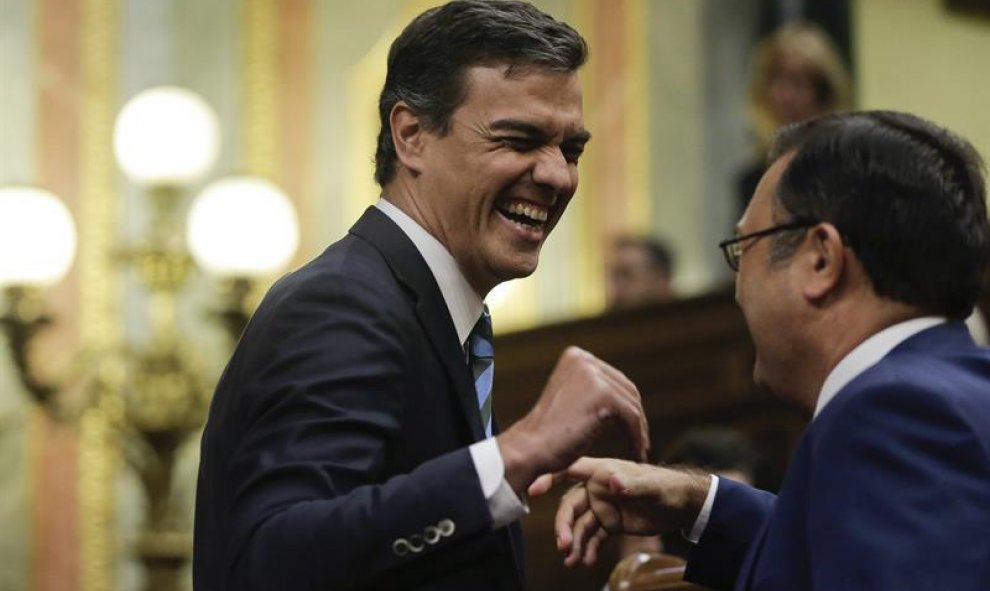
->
[495,198,551,230]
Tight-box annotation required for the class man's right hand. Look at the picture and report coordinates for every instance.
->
[496,346,650,495]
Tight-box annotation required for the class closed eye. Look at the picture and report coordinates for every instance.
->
[499,136,540,152]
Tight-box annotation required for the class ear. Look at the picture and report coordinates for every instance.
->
[800,223,846,303]
[390,101,427,176]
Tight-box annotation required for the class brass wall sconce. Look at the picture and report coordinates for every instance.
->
[0,86,299,591]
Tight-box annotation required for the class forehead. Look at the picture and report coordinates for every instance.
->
[456,65,585,133]
[772,53,817,77]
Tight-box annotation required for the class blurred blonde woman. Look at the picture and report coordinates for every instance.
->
[737,22,852,209]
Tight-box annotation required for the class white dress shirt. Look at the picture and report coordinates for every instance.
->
[375,198,527,529]
[687,316,947,543]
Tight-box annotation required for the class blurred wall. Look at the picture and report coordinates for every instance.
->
[856,0,990,162]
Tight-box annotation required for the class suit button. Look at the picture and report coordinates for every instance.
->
[424,525,441,544]
[392,538,411,557]
[438,519,455,537]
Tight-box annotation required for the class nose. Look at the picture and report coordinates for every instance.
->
[532,147,576,196]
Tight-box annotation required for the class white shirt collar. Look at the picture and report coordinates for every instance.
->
[814,316,946,418]
[375,198,485,345]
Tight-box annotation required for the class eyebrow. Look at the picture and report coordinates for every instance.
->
[489,118,592,144]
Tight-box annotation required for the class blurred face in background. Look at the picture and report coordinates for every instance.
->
[606,243,673,310]
[766,53,824,125]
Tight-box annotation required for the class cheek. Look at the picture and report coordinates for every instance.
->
[551,192,576,223]
[735,273,752,308]
[736,277,768,341]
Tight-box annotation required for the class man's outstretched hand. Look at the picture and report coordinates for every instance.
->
[529,457,711,567]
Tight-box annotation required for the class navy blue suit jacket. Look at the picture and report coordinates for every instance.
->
[686,322,990,590]
[193,208,525,590]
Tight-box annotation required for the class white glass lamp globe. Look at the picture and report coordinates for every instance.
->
[114,86,220,186]
[0,186,77,287]
[187,177,299,277]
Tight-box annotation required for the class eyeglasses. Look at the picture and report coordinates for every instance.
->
[718,219,818,272]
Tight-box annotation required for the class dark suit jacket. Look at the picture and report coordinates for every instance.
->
[193,207,525,590]
[686,322,990,590]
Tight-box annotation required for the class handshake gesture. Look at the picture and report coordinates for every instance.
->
[496,347,711,568]
[529,458,712,567]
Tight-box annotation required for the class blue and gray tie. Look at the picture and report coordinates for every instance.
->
[468,307,495,438]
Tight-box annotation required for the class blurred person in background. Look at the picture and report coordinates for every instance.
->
[606,236,676,310]
[737,22,851,213]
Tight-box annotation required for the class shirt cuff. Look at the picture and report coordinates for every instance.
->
[685,475,719,543]
[469,438,529,529]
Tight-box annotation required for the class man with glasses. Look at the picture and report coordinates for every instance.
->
[536,111,990,590]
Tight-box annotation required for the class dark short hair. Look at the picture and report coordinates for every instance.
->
[663,427,760,479]
[767,110,990,320]
[373,0,588,187]
[615,235,675,277]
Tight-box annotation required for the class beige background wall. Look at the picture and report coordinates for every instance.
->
[856,0,990,162]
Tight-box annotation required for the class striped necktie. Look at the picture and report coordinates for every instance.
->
[468,306,495,438]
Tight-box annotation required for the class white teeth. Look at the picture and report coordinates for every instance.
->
[504,202,548,223]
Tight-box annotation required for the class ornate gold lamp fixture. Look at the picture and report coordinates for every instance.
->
[112,86,222,591]
[0,86,299,591]
[0,186,78,409]
[188,175,300,341]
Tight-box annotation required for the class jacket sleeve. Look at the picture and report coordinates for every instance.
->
[215,271,492,590]
[685,478,776,590]
[805,381,990,590]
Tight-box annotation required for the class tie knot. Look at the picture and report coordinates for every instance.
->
[468,307,493,359]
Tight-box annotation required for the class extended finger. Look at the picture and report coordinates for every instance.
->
[555,484,589,552]
[564,456,611,481]
[566,507,601,567]
[582,527,610,566]
[528,472,560,497]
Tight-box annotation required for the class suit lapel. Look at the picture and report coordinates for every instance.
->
[349,207,486,442]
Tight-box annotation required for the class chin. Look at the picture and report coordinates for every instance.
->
[496,264,537,284]
[494,251,541,280]
[752,360,779,396]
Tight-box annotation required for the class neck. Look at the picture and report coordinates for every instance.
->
[382,180,492,299]
[797,297,925,409]
[383,177,432,236]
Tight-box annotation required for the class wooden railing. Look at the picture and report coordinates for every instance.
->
[609,553,708,591]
